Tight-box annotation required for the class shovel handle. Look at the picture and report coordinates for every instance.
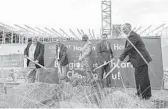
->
[103,64,118,79]
[26,56,47,70]
[93,59,114,72]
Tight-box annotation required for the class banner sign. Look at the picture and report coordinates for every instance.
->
[44,37,163,89]
[0,37,163,89]
[0,54,24,67]
[161,38,168,71]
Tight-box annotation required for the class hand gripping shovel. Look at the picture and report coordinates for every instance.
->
[26,57,49,83]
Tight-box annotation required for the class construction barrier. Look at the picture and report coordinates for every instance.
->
[0,54,24,67]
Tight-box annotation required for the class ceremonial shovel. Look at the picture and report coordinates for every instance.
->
[26,56,47,70]
[93,59,114,72]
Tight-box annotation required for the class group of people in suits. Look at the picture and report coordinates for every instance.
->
[24,23,152,100]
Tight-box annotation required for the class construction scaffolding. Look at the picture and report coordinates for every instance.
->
[0,22,168,44]
[101,0,112,37]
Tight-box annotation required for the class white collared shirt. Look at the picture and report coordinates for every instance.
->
[29,44,37,60]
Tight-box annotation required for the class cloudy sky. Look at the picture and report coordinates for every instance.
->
[0,0,168,34]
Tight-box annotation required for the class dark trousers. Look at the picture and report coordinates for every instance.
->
[99,63,112,88]
[135,64,152,98]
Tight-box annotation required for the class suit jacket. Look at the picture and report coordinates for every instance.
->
[119,31,152,68]
[96,40,113,64]
[24,41,44,68]
[79,41,93,71]
[56,43,68,66]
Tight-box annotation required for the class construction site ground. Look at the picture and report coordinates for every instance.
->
[0,81,168,108]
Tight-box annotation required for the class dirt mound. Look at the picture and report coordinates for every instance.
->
[9,83,59,108]
[0,82,167,108]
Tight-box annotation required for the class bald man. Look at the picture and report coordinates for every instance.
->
[117,23,152,100]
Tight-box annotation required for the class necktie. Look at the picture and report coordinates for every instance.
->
[125,40,128,47]
[57,45,60,60]
[105,41,109,50]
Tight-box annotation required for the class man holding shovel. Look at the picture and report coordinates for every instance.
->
[24,36,44,83]
[55,40,68,81]
[96,33,114,88]
[79,34,93,84]
[116,23,152,100]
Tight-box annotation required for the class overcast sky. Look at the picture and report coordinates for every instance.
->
[0,0,168,34]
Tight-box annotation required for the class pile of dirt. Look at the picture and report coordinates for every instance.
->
[100,90,155,108]
[1,82,168,108]
[9,83,59,108]
[6,82,100,108]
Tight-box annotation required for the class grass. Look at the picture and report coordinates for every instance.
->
[0,68,168,108]
[0,80,168,108]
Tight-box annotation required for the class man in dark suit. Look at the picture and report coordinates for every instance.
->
[117,23,152,99]
[96,33,114,88]
[24,37,44,82]
[56,41,68,80]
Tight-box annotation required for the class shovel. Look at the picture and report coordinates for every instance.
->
[103,64,118,79]
[26,56,47,70]
[93,59,114,72]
